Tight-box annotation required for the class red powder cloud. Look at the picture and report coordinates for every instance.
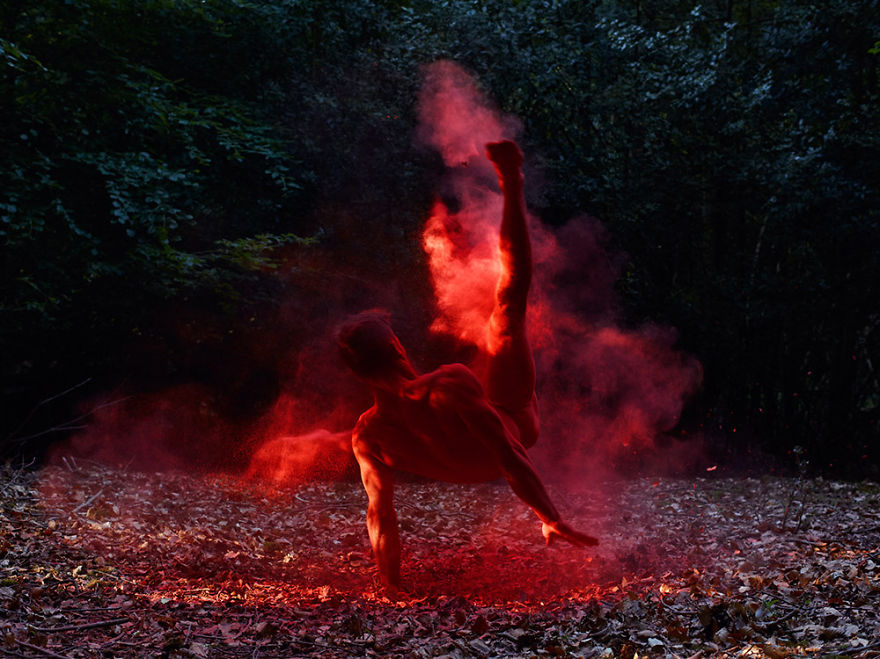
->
[53,384,236,472]
[51,60,703,490]
[416,61,704,482]
[417,60,521,169]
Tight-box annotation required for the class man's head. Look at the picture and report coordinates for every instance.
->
[337,310,415,384]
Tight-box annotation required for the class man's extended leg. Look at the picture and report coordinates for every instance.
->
[484,140,539,448]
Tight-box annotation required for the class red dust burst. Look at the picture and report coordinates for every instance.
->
[49,59,703,496]
[416,61,704,483]
[30,61,711,620]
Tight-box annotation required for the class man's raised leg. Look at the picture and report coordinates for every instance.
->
[484,140,539,448]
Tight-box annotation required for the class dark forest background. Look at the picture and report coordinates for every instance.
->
[2,0,878,478]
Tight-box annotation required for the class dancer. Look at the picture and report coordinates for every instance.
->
[338,140,597,591]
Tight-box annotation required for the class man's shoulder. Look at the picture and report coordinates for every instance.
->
[352,407,384,455]
[353,406,379,433]
[423,363,483,393]
[415,364,488,409]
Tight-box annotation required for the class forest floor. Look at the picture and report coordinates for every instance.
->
[1,459,879,658]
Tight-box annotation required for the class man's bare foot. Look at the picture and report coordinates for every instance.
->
[486,140,523,180]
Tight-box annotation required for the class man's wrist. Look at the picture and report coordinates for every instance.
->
[500,172,524,192]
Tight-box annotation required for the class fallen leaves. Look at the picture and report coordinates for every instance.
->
[1,458,879,657]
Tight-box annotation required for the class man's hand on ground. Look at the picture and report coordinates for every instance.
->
[542,520,599,547]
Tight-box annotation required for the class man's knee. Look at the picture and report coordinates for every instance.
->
[514,400,540,449]
[495,398,539,449]
[488,308,527,353]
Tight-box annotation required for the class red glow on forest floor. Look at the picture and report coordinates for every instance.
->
[36,463,624,609]
[43,65,705,606]
[140,565,616,611]
[22,461,880,656]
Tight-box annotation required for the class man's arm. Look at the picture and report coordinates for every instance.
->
[456,393,598,547]
[486,139,530,320]
[352,431,401,590]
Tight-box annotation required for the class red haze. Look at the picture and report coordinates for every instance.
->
[422,198,501,350]
[245,428,353,487]
[50,60,702,494]
[417,60,521,170]
[53,384,237,472]
[416,61,704,484]
[243,388,357,487]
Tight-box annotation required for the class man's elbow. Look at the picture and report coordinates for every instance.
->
[499,449,530,477]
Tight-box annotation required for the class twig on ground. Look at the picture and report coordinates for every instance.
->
[98,633,127,650]
[754,606,801,632]
[30,617,128,633]
[292,637,373,650]
[293,492,359,509]
[14,640,71,659]
[839,525,880,537]
[71,489,104,515]
[0,458,36,496]
[822,638,880,658]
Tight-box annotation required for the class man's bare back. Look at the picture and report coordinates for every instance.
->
[354,364,509,483]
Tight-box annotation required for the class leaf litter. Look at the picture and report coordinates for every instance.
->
[1,458,879,657]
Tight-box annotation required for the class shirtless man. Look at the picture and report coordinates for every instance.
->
[337,140,597,590]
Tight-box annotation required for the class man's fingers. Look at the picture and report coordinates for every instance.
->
[564,534,586,548]
[543,522,599,548]
[577,533,599,547]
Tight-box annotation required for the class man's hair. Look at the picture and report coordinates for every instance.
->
[337,310,414,382]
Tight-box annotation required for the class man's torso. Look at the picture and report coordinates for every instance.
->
[354,364,509,483]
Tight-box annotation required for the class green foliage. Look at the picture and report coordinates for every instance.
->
[581,1,880,469]
[1,0,307,364]
[2,0,877,473]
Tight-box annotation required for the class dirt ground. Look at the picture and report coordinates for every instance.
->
[1,459,879,657]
